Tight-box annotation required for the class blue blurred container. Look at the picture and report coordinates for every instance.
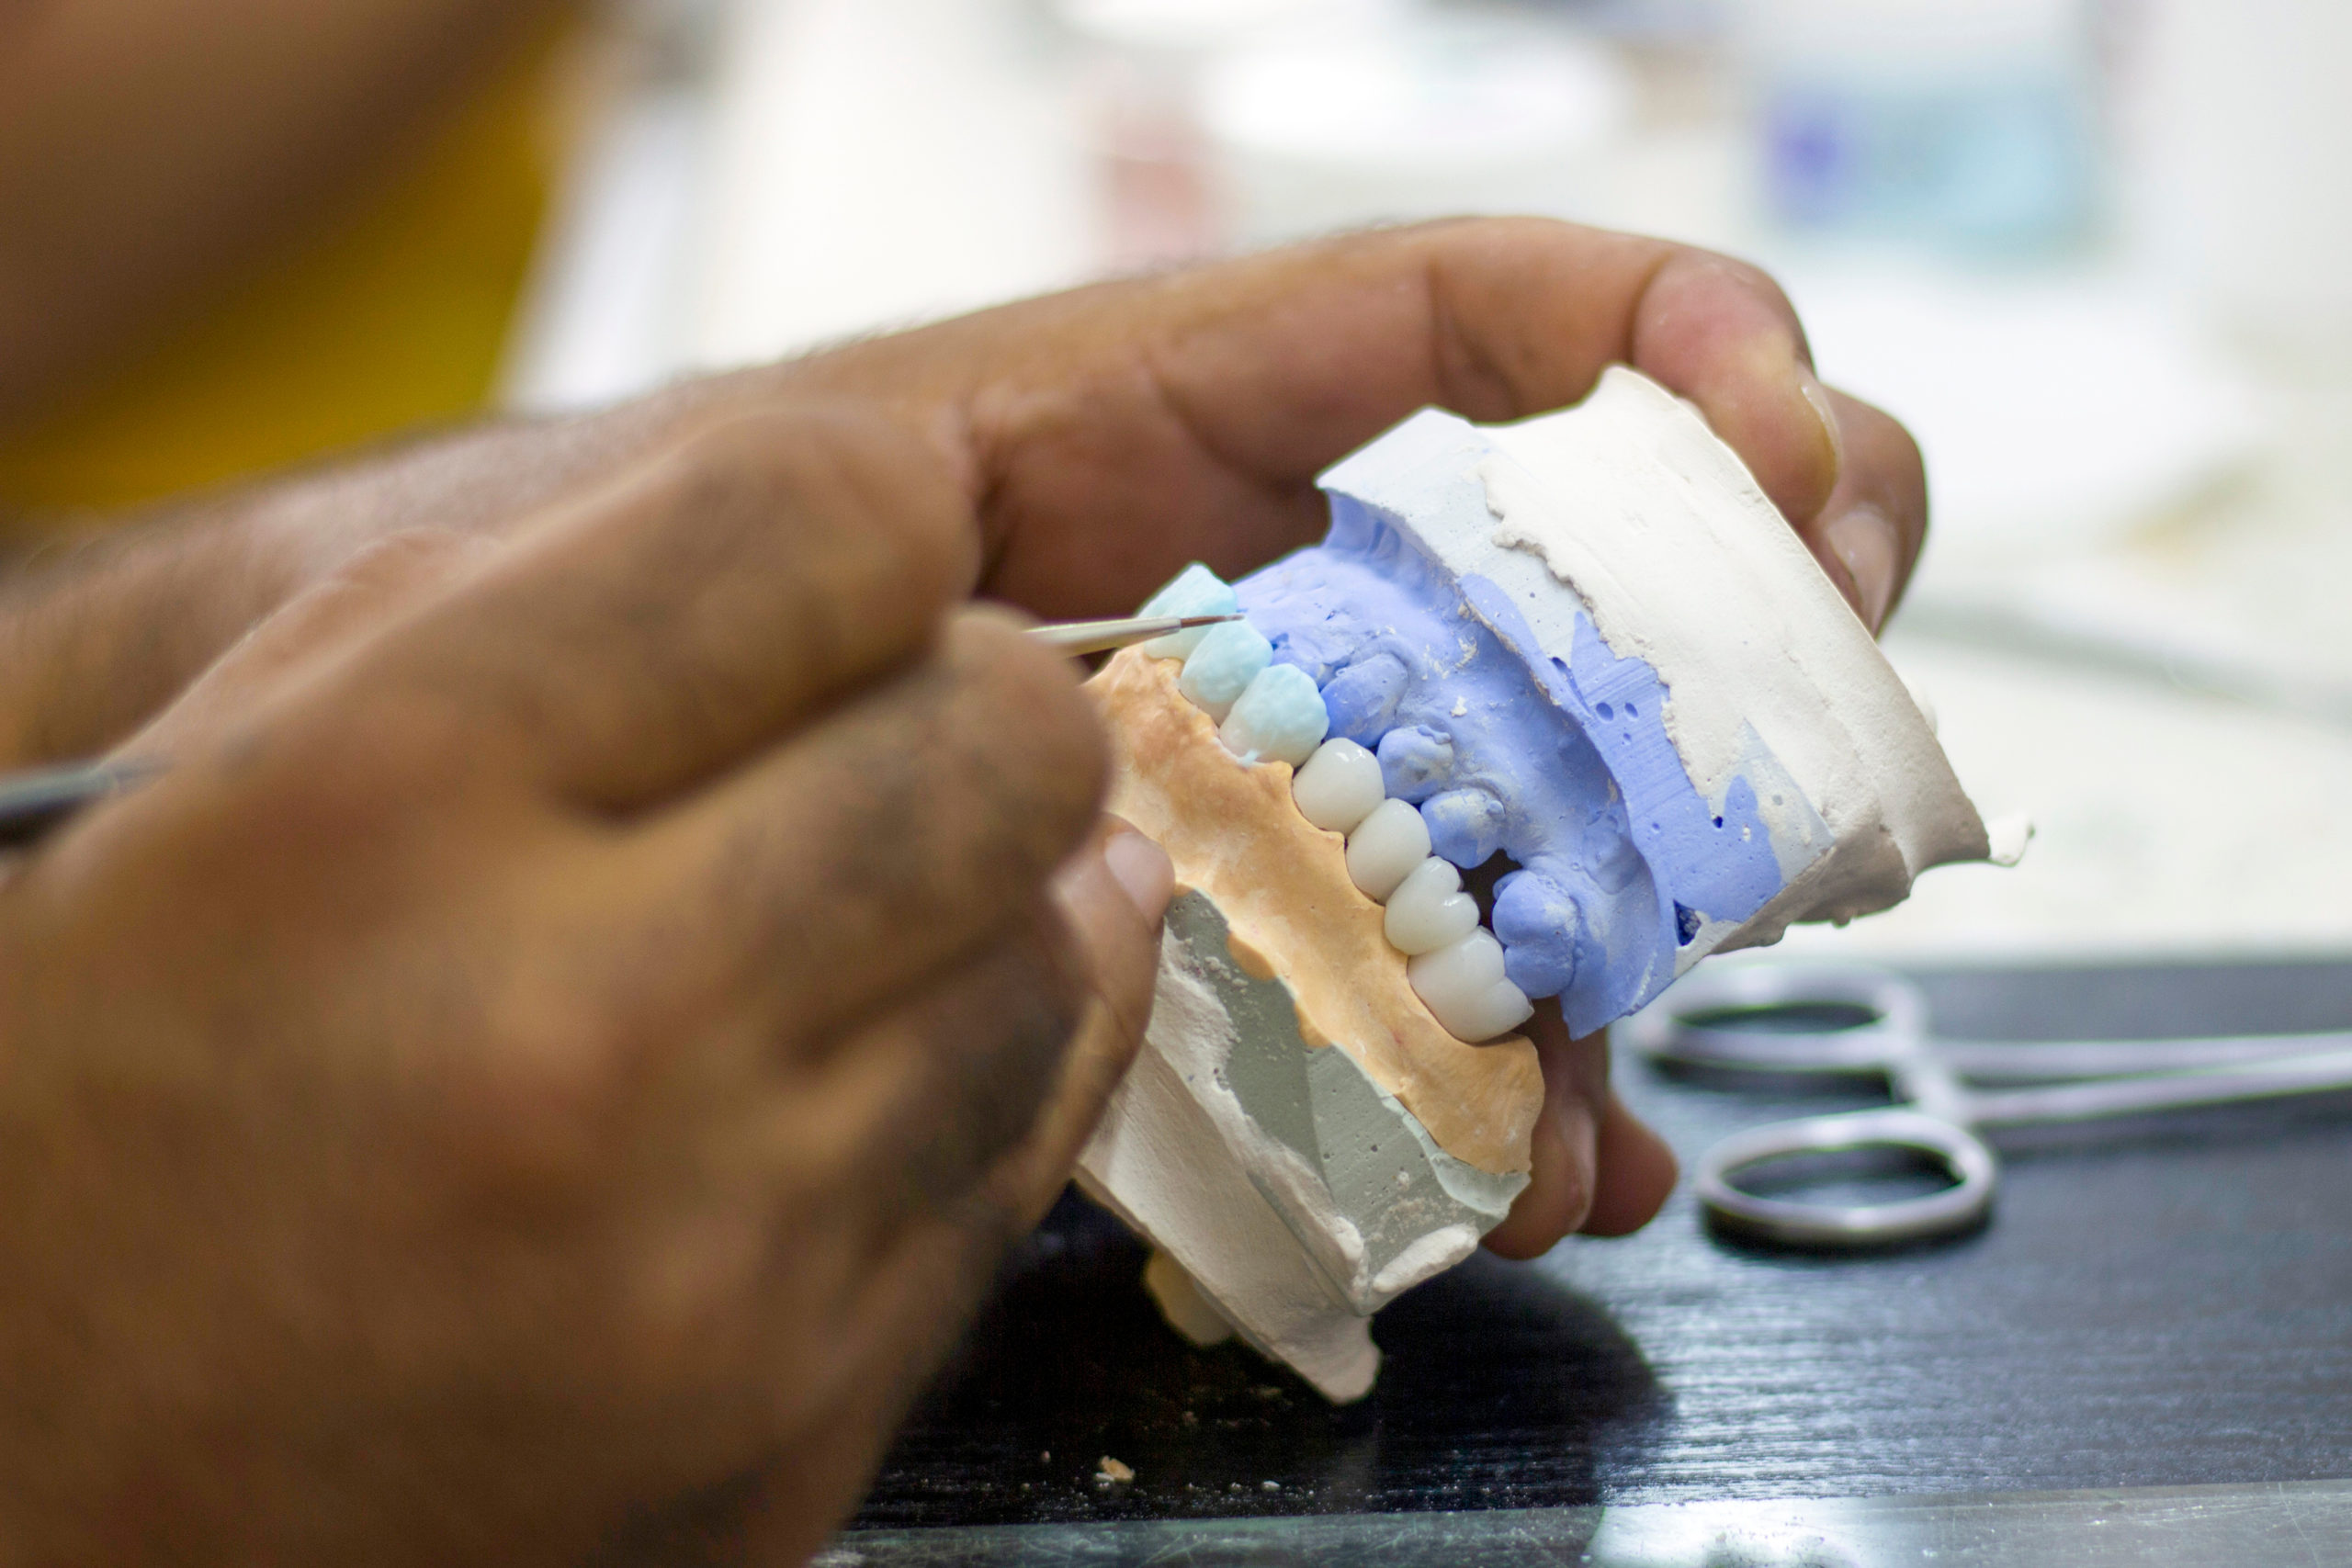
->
[1744,0,2099,256]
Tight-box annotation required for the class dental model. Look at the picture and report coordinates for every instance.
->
[1076,367,2022,1401]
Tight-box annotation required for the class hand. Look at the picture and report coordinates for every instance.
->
[0,409,1170,1564]
[775,218,1926,637]
[6,218,1924,1260]
[768,219,1925,1251]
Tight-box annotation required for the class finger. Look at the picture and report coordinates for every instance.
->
[620,610,1109,1053]
[587,918,1089,1484]
[1801,388,1929,633]
[875,819,1170,1224]
[1419,228,1840,526]
[1580,1092,1679,1238]
[785,821,1170,1237]
[782,218,1841,616]
[1009,818,1172,1208]
[1483,1002,1608,1260]
[722,829,1171,1565]
[772,825,1168,1379]
[729,1197,1024,1568]
[360,405,982,812]
[675,819,1166,1247]
[1621,247,1843,531]
[123,528,492,758]
[625,834,1171,1558]
[787,915,1093,1226]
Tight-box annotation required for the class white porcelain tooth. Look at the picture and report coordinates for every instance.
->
[1345,798,1431,902]
[1292,739,1385,833]
[1384,857,1481,955]
[1454,979,1536,1043]
[1408,930,1532,1041]
[1408,926,1504,1000]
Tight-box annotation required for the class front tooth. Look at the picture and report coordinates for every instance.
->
[1220,664,1329,766]
[1345,798,1430,901]
[1293,738,1385,832]
[1384,857,1481,954]
[1453,979,1537,1043]
[1408,931,1532,1042]
[1178,620,1273,722]
[1137,563,1239,658]
[1408,927,1505,999]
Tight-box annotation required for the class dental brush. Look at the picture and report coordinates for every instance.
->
[0,614,1241,849]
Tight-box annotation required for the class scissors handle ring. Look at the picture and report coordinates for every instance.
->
[1622,963,1931,1076]
[1695,1108,1998,1248]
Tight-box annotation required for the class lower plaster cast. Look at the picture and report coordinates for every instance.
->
[1077,890,1524,1402]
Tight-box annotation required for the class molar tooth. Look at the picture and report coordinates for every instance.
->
[1179,620,1273,722]
[1137,563,1239,658]
[1292,739,1385,832]
[1375,726,1455,803]
[1422,787,1506,868]
[1384,858,1482,955]
[1408,931,1532,1041]
[1220,664,1330,766]
[1345,798,1430,902]
[1319,653,1408,746]
[1493,870,1582,998]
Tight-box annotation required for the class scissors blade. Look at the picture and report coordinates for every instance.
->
[1967,1046,2352,1126]
[1940,1032,2352,1082]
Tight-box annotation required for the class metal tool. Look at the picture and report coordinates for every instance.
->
[0,613,1240,851]
[1026,612,1239,657]
[0,758,166,851]
[1622,962,2352,1248]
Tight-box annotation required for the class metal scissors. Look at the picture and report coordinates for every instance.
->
[1622,962,2352,1249]
[0,613,1236,850]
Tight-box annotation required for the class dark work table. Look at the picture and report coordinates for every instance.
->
[830,957,2352,1564]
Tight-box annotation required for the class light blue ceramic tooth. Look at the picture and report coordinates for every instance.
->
[1179,619,1272,722]
[1220,664,1330,767]
[1138,563,1241,658]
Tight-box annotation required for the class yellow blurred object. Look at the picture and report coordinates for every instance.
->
[0,29,569,519]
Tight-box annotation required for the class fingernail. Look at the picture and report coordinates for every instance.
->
[1796,366,1845,493]
[1824,505,1900,632]
[1102,829,1174,925]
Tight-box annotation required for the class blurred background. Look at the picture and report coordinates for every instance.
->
[7,0,2352,964]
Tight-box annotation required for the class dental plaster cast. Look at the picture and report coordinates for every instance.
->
[1077,367,2023,1402]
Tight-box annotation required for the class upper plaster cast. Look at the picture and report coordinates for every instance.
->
[1240,367,1999,1034]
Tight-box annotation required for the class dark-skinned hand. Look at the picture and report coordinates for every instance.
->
[0,410,1171,1565]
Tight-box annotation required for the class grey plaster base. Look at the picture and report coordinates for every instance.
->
[1077,891,1525,1398]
